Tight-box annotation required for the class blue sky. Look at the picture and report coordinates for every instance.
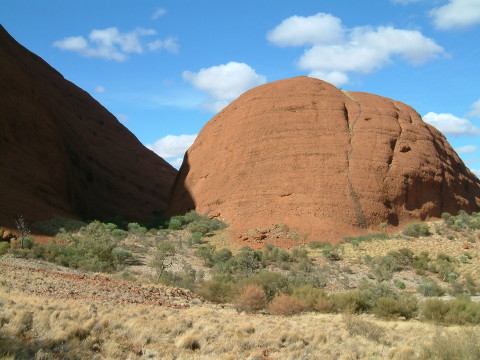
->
[1,0,480,173]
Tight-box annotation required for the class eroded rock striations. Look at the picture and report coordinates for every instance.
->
[0,26,177,228]
[169,77,480,245]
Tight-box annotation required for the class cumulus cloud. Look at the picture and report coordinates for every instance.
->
[456,145,478,153]
[53,27,177,60]
[423,112,480,136]
[467,98,480,118]
[147,37,179,53]
[169,157,185,169]
[267,13,344,47]
[267,13,445,86]
[146,134,197,159]
[94,85,106,93]
[152,8,167,20]
[430,0,480,30]
[183,62,267,112]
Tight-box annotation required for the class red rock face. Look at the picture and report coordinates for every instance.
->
[169,77,480,244]
[0,26,177,228]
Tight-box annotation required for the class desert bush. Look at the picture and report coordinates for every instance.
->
[194,244,216,267]
[17,221,132,272]
[374,294,418,320]
[238,271,289,301]
[421,298,480,325]
[402,222,430,237]
[293,285,335,312]
[196,280,236,303]
[331,291,367,313]
[127,222,147,235]
[0,242,9,256]
[321,246,342,261]
[169,210,227,234]
[235,285,267,312]
[159,265,197,290]
[395,280,406,289]
[369,255,401,281]
[417,278,446,297]
[267,294,307,316]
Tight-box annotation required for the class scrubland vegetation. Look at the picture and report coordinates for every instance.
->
[1,210,480,359]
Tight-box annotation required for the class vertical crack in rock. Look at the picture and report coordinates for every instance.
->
[343,94,367,228]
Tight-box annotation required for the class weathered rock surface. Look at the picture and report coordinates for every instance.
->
[0,25,177,228]
[169,77,480,244]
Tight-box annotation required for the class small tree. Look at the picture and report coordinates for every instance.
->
[15,215,30,249]
[151,241,176,280]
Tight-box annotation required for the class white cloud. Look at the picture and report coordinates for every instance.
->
[430,0,480,30]
[471,168,480,177]
[146,134,197,159]
[183,62,267,112]
[53,27,175,61]
[116,114,128,123]
[147,37,179,53]
[456,145,478,153]
[423,112,480,136]
[309,71,350,86]
[94,85,106,93]
[152,8,167,20]
[267,13,445,86]
[169,157,184,169]
[467,98,480,118]
[267,13,344,47]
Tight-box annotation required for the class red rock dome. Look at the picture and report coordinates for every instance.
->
[169,76,480,245]
[0,26,177,228]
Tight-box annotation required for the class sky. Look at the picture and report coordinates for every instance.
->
[1,0,480,173]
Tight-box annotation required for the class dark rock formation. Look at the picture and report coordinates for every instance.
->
[0,25,177,228]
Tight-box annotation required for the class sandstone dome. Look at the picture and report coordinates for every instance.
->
[169,76,480,245]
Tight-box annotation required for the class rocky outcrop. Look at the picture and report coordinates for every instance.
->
[0,26,177,228]
[169,77,480,244]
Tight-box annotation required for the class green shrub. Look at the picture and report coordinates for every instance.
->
[196,280,236,303]
[292,285,335,313]
[238,272,289,301]
[421,298,480,325]
[417,279,446,297]
[373,294,418,320]
[373,296,401,319]
[0,242,9,256]
[322,246,342,261]
[194,244,216,267]
[369,255,401,281]
[127,222,147,235]
[395,280,406,290]
[402,222,430,238]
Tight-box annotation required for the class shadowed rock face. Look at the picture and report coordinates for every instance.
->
[0,26,177,228]
[169,76,480,244]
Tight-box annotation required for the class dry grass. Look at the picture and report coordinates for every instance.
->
[1,287,480,359]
